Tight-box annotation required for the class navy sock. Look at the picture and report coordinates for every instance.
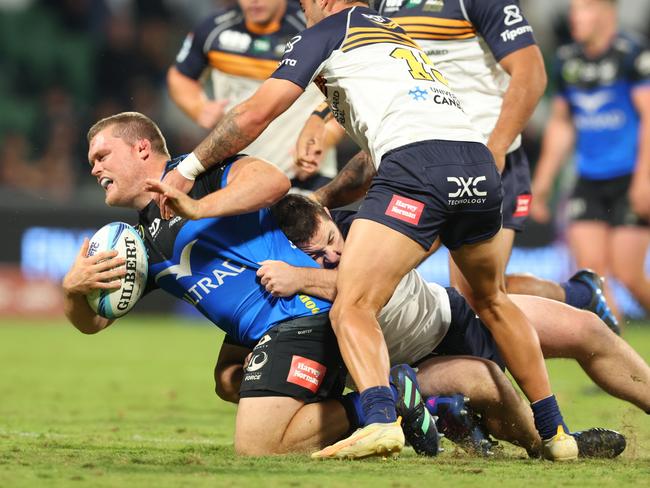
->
[531,394,570,440]
[340,392,364,431]
[561,279,592,309]
[360,386,397,425]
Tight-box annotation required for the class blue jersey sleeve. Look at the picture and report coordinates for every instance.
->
[174,13,224,79]
[465,0,536,62]
[271,12,346,89]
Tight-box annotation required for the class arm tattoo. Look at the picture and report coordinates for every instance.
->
[194,106,256,169]
[315,150,376,208]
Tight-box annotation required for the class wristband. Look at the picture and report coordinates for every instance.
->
[312,105,331,120]
[177,152,205,181]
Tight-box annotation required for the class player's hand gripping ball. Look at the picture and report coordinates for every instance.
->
[86,222,148,319]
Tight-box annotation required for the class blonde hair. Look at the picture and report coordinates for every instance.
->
[87,112,170,157]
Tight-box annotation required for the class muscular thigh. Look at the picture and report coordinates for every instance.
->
[610,226,650,282]
[567,221,610,273]
[335,218,426,311]
[416,356,505,397]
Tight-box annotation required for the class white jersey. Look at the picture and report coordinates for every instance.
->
[272,6,482,166]
[379,270,452,366]
[377,0,539,153]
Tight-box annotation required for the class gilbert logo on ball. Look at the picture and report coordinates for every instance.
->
[86,222,148,319]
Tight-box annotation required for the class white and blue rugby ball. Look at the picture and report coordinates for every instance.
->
[86,222,148,319]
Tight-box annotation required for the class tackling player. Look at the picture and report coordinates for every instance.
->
[159,0,577,460]
[295,0,618,332]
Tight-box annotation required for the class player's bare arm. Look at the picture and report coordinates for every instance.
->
[214,342,251,404]
[62,238,122,334]
[295,102,344,175]
[313,150,376,208]
[629,87,650,219]
[167,66,230,129]
[487,45,547,172]
[530,97,575,223]
[256,260,337,300]
[146,157,290,220]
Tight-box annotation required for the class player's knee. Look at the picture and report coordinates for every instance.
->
[471,289,509,318]
[569,309,610,357]
[329,296,379,332]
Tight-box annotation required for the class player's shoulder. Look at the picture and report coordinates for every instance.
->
[290,7,350,49]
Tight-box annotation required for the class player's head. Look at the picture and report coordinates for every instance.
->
[87,112,170,209]
[238,0,287,26]
[569,0,617,45]
[271,194,345,269]
[299,0,369,27]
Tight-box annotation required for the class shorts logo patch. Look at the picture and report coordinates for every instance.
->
[287,356,327,393]
[513,194,532,217]
[385,195,424,225]
[245,352,268,372]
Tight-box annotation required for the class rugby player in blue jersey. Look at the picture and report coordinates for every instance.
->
[62,112,437,457]
[159,0,578,460]
[532,0,650,321]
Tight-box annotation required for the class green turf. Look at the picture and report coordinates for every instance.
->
[1,317,650,487]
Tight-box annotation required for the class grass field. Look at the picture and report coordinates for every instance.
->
[1,317,650,488]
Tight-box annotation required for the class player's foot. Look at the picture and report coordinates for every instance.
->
[425,394,495,456]
[569,269,621,335]
[542,425,579,461]
[573,428,626,458]
[311,419,404,460]
[390,364,442,456]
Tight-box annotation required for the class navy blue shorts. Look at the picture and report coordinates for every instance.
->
[431,288,505,370]
[356,140,503,250]
[501,146,532,232]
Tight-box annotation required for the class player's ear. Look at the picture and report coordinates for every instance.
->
[135,138,152,160]
[324,207,331,218]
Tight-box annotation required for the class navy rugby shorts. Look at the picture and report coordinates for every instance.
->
[239,313,347,403]
[501,146,532,232]
[431,287,505,370]
[356,140,503,250]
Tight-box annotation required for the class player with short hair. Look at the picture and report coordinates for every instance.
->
[159,0,577,460]
[63,111,437,457]
[531,0,650,320]
[255,194,648,455]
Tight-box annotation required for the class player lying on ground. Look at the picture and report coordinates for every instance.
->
[62,112,438,457]
[241,195,647,456]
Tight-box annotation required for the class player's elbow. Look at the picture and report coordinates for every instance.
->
[267,174,291,205]
[214,363,243,404]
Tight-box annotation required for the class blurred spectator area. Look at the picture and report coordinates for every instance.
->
[0,0,649,319]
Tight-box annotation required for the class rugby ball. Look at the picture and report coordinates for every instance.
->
[86,222,148,319]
